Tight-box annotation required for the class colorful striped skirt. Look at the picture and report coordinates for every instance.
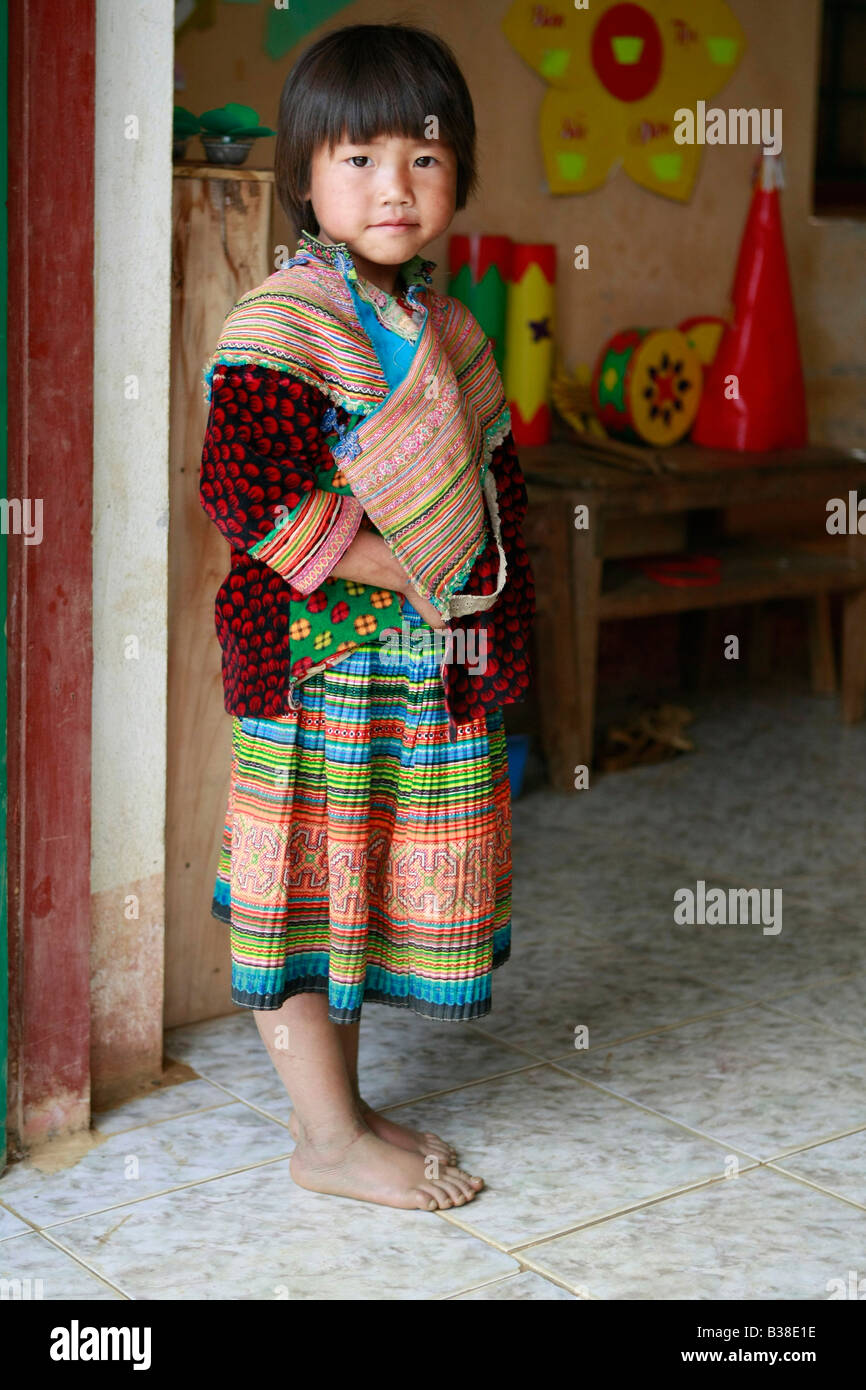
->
[210,596,512,1023]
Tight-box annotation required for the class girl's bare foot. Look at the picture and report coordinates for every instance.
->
[290,1121,484,1211]
[289,1100,458,1165]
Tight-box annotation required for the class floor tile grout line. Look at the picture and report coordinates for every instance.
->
[519,956,866,1025]
[385,1056,772,1167]
[433,1267,522,1295]
[0,1153,295,1235]
[513,826,699,873]
[514,825,866,899]
[90,1095,239,1140]
[759,1162,866,1214]
[434,1210,515,1254]
[515,828,822,885]
[169,957,862,1092]
[519,818,866,874]
[0,1203,53,1242]
[7,1160,576,1302]
[169,1023,553,1100]
[31,1228,135,1300]
[515,883,866,940]
[430,1212,592,1297]
[517,927,772,991]
[458,1025,570,1063]
[757,1121,866,1165]
[436,1152,797,1258]
[502,1151,861,1263]
[548,909,858,959]
[198,1096,296,1132]
[179,1061,558,1126]
[436,1271,521,1300]
[172,1077,298,1130]
[758,997,866,1048]
[539,1061,769,1159]
[544,1060,866,1170]
[180,1058,553,1124]
[528,981,866,1064]
[0,1200,36,1242]
[165,985,850,1125]
[515,869,866,915]
[439,1265,587,1300]
[528,857,866,903]
[3,1055,662,1236]
[505,1169,762,1256]
[0,1213,134,1298]
[17,1130,862,1286]
[467,997,764,1068]
[514,1251,601,1299]
[436,1168,767,1260]
[617,968,865,1014]
[524,763,858,801]
[371,1059,553,1114]
[5,1078,856,1238]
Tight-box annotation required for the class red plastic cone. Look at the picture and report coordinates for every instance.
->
[691,152,808,451]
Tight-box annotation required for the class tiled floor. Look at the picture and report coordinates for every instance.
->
[2,688,864,1299]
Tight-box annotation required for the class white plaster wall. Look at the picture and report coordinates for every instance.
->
[92,0,174,1080]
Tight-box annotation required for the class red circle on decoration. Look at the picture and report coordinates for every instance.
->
[591,2,663,103]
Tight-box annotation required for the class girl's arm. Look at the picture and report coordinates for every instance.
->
[329,531,446,629]
[200,364,409,594]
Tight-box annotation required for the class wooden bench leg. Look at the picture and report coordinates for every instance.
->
[524,498,581,792]
[808,593,837,695]
[748,602,773,682]
[679,609,709,691]
[841,587,866,722]
[571,509,603,778]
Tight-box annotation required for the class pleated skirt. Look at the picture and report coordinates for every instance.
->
[210,596,512,1023]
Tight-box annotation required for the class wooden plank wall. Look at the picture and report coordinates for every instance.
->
[165,166,274,1028]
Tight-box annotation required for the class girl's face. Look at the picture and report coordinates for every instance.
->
[305,132,457,292]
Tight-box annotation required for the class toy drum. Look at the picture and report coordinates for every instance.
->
[591,327,703,446]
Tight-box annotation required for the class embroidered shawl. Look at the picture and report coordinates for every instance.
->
[202,234,511,622]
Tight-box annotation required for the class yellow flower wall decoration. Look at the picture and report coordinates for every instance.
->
[502,0,746,201]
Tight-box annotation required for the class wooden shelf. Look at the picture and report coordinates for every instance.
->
[600,540,866,619]
[172,162,275,182]
[522,439,866,786]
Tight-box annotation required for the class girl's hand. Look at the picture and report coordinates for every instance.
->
[402,583,448,631]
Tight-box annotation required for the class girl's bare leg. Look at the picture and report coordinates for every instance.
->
[285,1015,457,1163]
[254,993,483,1211]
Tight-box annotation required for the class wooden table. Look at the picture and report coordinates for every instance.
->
[519,438,866,791]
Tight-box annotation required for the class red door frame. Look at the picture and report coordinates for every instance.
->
[5,0,94,1156]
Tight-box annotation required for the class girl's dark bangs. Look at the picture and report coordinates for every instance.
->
[317,66,452,149]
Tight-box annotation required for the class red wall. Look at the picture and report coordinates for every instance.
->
[5,0,95,1156]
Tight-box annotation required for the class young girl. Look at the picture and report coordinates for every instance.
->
[199,22,535,1213]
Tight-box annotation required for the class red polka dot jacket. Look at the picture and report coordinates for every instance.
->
[199,363,536,729]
